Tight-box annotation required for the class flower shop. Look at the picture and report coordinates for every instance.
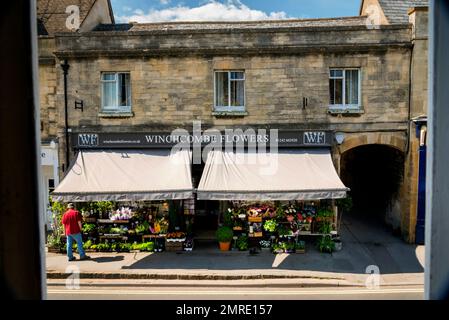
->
[47,131,349,255]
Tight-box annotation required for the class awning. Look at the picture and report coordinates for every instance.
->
[52,149,193,202]
[197,149,349,201]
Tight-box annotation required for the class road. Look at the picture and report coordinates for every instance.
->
[47,281,423,300]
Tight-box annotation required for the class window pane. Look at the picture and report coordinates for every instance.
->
[345,70,359,105]
[118,73,130,106]
[102,73,115,81]
[230,71,244,80]
[335,79,343,104]
[330,78,343,105]
[231,80,244,107]
[215,72,229,107]
[102,81,117,107]
[330,70,343,78]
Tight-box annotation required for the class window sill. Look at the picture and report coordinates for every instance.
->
[98,111,134,118]
[327,107,364,115]
[212,111,248,118]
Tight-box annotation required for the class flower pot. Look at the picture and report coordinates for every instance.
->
[219,242,231,251]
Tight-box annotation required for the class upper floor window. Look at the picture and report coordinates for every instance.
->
[214,71,245,112]
[101,72,131,112]
[329,69,360,108]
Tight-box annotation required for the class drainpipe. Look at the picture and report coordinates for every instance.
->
[60,60,70,169]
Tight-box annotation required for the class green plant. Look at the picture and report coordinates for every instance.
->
[96,243,111,252]
[277,225,292,237]
[263,219,277,233]
[282,242,295,252]
[82,223,96,233]
[139,242,154,252]
[236,235,249,251]
[94,201,115,214]
[295,241,306,250]
[83,240,93,249]
[223,209,234,227]
[317,208,334,218]
[135,221,149,234]
[216,226,233,243]
[275,206,285,219]
[336,195,353,213]
[317,235,335,253]
[318,221,332,234]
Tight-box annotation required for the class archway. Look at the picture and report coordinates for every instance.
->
[340,144,405,231]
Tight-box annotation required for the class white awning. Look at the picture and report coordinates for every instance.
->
[197,149,349,201]
[52,149,193,202]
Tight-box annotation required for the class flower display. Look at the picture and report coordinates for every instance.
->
[109,207,133,221]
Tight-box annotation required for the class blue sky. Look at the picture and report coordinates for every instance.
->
[111,0,361,23]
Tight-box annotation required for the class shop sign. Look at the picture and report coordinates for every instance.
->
[72,130,332,149]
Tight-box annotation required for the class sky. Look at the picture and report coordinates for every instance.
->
[111,0,361,23]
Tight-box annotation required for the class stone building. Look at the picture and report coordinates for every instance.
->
[37,0,114,229]
[38,0,429,242]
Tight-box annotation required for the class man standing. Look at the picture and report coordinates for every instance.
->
[62,203,90,261]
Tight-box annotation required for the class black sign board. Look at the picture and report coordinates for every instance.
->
[72,130,333,149]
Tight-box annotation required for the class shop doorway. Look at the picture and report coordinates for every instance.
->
[340,144,405,232]
[192,163,221,241]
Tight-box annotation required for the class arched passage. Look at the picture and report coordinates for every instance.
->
[340,144,405,231]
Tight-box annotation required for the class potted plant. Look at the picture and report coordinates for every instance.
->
[317,235,335,254]
[216,226,233,251]
[259,240,271,250]
[263,219,277,233]
[236,235,249,251]
[283,242,296,254]
[272,243,284,254]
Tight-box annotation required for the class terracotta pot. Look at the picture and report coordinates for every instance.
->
[219,242,231,251]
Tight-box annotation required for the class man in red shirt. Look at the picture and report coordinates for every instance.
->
[62,203,90,261]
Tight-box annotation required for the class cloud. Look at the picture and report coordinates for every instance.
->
[122,6,132,12]
[116,0,288,23]
[160,0,171,4]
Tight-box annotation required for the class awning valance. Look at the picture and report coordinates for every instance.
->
[197,149,349,201]
[52,149,193,202]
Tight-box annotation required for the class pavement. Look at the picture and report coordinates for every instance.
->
[46,213,425,288]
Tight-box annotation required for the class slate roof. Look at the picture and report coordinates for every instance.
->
[92,16,369,33]
[378,0,429,24]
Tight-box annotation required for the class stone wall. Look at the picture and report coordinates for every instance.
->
[56,49,411,132]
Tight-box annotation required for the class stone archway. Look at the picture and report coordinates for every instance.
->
[339,140,406,233]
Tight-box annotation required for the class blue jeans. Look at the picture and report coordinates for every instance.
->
[67,233,86,259]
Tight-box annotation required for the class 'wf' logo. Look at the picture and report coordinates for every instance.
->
[304,132,326,145]
[78,134,99,147]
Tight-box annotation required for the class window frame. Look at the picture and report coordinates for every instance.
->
[101,72,132,113]
[329,68,361,109]
[214,70,246,112]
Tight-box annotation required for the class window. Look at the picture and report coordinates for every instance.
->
[101,72,131,112]
[329,69,360,108]
[214,71,245,111]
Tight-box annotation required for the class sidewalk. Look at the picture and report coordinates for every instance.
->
[46,214,425,287]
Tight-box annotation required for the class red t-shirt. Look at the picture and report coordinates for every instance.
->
[62,209,82,235]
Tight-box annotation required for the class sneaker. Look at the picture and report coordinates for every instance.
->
[68,257,76,262]
[79,255,91,261]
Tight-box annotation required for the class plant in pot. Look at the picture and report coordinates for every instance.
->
[216,226,234,251]
[272,243,284,254]
[263,219,277,234]
[259,240,271,250]
[283,242,296,254]
[317,235,335,254]
[236,235,249,251]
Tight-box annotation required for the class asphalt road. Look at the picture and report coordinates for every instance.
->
[47,283,423,300]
